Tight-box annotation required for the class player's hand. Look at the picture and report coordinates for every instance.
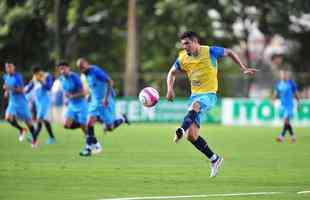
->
[166,89,175,101]
[243,68,259,76]
[65,93,72,99]
[4,91,8,98]
[103,98,109,107]
[3,85,12,91]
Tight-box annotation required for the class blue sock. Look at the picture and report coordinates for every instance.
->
[113,118,124,129]
[87,125,98,144]
[85,135,92,151]
[191,136,217,161]
[281,124,289,136]
[181,110,199,131]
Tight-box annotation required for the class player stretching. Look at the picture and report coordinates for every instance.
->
[25,66,56,144]
[3,63,38,148]
[76,58,130,152]
[166,31,258,178]
[57,61,99,156]
[273,69,300,143]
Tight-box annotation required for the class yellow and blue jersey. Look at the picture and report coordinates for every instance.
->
[173,45,224,94]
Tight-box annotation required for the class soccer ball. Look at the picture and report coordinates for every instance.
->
[139,87,160,107]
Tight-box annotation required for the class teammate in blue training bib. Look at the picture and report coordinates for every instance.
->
[273,68,300,143]
[57,61,99,156]
[25,66,56,144]
[3,62,38,148]
[77,58,130,154]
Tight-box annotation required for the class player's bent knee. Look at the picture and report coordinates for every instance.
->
[5,114,13,122]
[87,117,97,127]
[191,101,201,112]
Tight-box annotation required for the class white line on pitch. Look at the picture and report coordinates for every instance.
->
[297,191,310,194]
[98,192,283,200]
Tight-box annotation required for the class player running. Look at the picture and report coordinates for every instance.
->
[76,58,130,155]
[57,61,99,156]
[25,66,56,144]
[166,31,258,178]
[3,62,38,148]
[273,69,300,143]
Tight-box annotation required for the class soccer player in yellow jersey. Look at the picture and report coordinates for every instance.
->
[166,31,258,178]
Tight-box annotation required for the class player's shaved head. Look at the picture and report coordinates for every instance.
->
[76,57,89,73]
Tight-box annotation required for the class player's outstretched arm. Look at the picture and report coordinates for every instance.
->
[166,66,177,101]
[103,79,114,107]
[67,90,85,99]
[224,48,259,76]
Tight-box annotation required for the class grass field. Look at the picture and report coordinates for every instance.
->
[0,123,310,200]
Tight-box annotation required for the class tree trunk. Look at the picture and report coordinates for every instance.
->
[54,0,61,63]
[124,0,138,96]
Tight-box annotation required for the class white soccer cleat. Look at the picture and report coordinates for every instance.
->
[92,143,103,154]
[31,140,38,149]
[18,128,27,142]
[174,128,185,143]
[210,157,224,178]
[289,136,296,144]
[276,135,284,143]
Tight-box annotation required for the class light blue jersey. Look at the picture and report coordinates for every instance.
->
[275,80,297,118]
[85,65,110,104]
[3,73,32,122]
[84,65,115,125]
[26,73,54,120]
[59,72,88,124]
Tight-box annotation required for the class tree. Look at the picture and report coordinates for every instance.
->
[124,0,138,96]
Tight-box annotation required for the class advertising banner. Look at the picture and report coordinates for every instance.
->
[115,98,221,123]
[222,98,310,126]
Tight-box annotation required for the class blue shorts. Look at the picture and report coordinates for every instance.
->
[188,93,217,126]
[279,105,293,119]
[88,99,115,125]
[6,101,32,122]
[64,102,88,125]
[35,99,51,120]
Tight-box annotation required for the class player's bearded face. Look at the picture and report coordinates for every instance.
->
[59,66,69,76]
[181,38,197,55]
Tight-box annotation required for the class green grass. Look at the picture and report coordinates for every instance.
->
[0,123,310,200]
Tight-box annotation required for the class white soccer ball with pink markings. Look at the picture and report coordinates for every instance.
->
[139,87,160,107]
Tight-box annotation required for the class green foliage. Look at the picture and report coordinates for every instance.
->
[0,0,310,95]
